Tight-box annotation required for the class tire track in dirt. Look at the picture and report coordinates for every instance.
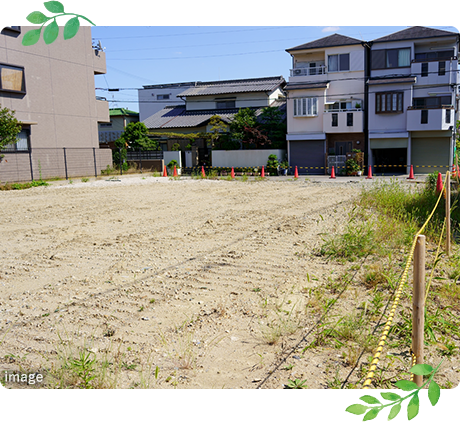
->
[0,179,361,388]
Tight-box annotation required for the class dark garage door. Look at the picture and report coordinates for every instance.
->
[290,140,325,175]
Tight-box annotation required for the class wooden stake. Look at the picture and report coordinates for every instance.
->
[446,171,451,256]
[412,235,425,387]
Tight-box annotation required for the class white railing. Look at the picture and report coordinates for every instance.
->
[290,66,327,77]
[324,108,363,113]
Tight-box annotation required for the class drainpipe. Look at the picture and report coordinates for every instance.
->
[361,41,372,170]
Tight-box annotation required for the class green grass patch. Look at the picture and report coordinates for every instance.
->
[0,179,49,190]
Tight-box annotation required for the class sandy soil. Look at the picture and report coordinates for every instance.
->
[0,175,458,390]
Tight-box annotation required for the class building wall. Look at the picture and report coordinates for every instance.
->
[138,85,190,122]
[185,91,273,111]
[212,149,286,168]
[0,26,109,151]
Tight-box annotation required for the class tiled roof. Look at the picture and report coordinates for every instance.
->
[178,76,286,97]
[372,26,459,43]
[143,100,286,130]
[109,108,139,117]
[286,34,363,53]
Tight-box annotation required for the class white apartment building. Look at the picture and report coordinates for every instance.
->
[368,26,459,173]
[285,34,366,174]
[284,27,459,175]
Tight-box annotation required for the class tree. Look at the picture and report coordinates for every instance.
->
[113,122,159,168]
[241,125,270,148]
[229,108,257,147]
[258,107,287,149]
[0,104,22,151]
[119,121,158,151]
[208,115,229,149]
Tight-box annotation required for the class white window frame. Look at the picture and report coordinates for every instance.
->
[293,97,318,117]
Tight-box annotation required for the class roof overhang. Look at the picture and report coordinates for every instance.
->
[285,82,329,91]
[368,76,417,86]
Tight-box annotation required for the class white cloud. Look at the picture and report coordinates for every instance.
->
[322,26,340,33]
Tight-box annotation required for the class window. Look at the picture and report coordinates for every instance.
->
[375,92,403,113]
[412,96,451,109]
[293,97,318,117]
[371,48,411,69]
[157,94,170,100]
[0,63,25,93]
[446,109,451,124]
[0,25,21,32]
[415,49,454,61]
[328,54,349,72]
[421,110,428,124]
[421,63,428,77]
[347,113,353,127]
[216,100,235,109]
[2,128,30,152]
[438,61,446,76]
[331,113,338,127]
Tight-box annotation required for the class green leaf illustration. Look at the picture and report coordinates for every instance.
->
[43,20,59,44]
[407,393,420,420]
[360,395,381,405]
[395,380,419,391]
[44,1,64,13]
[363,408,381,421]
[63,16,80,40]
[380,392,401,401]
[26,11,49,24]
[428,381,441,406]
[388,403,401,420]
[345,404,368,415]
[410,364,434,376]
[22,28,42,46]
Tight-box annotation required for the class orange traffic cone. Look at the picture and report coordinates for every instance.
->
[407,165,415,180]
[173,165,177,177]
[231,167,235,179]
[366,165,373,179]
[294,166,299,178]
[163,166,167,177]
[453,165,459,178]
[261,166,265,178]
[201,166,206,178]
[330,166,336,179]
[436,172,443,193]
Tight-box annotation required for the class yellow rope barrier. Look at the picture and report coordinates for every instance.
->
[362,174,448,389]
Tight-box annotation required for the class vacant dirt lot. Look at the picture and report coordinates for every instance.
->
[0,175,458,390]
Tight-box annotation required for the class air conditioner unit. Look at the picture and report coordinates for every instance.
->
[294,69,302,75]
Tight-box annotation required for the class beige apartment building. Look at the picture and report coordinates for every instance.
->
[0,25,111,182]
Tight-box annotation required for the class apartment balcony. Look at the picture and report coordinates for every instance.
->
[411,58,458,86]
[92,49,107,75]
[96,97,110,123]
[406,107,454,132]
[289,64,327,82]
[323,109,363,133]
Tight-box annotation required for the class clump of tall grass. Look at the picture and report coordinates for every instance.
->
[359,175,458,240]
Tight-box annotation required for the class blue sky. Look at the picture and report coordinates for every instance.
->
[91,25,459,113]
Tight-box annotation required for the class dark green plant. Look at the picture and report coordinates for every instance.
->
[68,349,97,389]
[167,160,178,169]
[346,158,361,175]
[266,154,279,175]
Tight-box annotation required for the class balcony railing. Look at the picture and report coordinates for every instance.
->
[290,65,327,77]
[406,107,454,131]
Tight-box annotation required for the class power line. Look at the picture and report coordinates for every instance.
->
[96,26,294,40]
[96,67,460,93]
